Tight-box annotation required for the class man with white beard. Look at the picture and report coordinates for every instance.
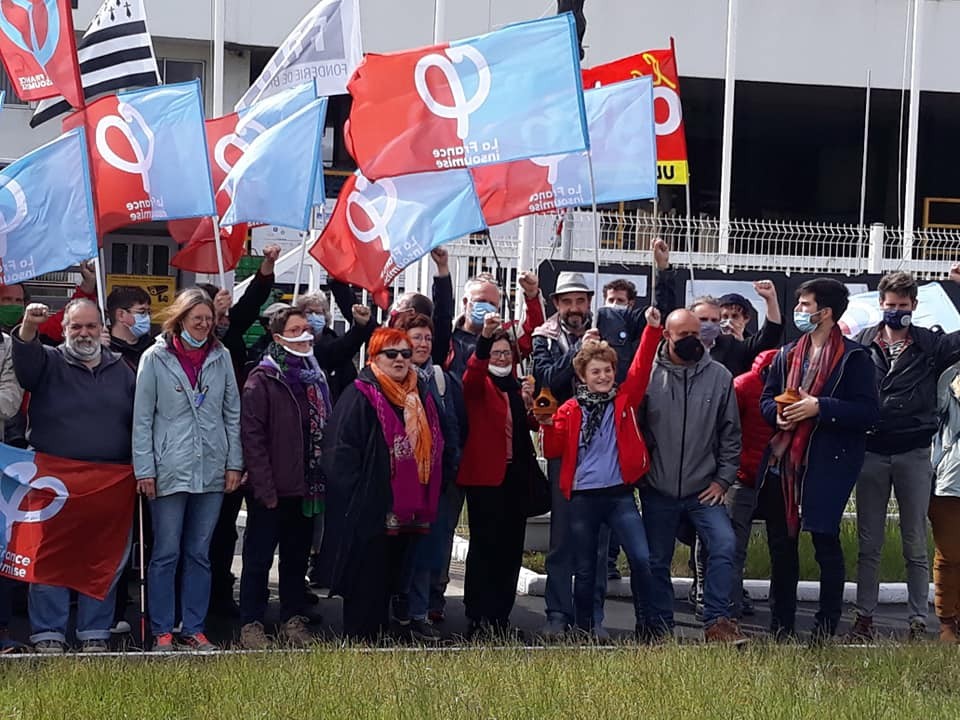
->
[12,298,136,654]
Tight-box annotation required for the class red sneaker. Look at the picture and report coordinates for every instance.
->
[153,633,174,652]
[179,632,217,652]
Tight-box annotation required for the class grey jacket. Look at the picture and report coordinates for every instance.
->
[133,336,243,496]
[0,333,23,442]
[641,343,741,499]
[933,362,960,498]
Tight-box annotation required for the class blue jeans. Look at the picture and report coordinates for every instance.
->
[409,482,461,620]
[148,491,223,637]
[569,488,651,631]
[544,458,608,627]
[29,534,129,644]
[641,488,735,630]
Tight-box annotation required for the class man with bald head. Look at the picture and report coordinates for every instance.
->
[13,298,136,653]
[639,309,745,643]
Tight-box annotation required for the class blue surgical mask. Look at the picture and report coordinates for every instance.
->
[794,310,821,334]
[700,320,721,348]
[181,329,208,348]
[882,309,912,330]
[130,312,151,338]
[470,301,498,327]
[307,312,327,334]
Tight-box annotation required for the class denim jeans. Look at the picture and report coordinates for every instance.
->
[569,487,651,631]
[855,449,933,623]
[29,534,129,644]
[758,472,845,635]
[725,482,758,617]
[641,487,735,631]
[427,483,464,615]
[409,482,462,620]
[543,458,608,627]
[239,497,313,625]
[148,491,223,637]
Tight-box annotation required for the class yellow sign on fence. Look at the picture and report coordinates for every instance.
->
[105,274,177,312]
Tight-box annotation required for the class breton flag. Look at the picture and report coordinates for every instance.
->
[63,80,216,236]
[0,128,98,286]
[30,0,160,128]
[0,0,84,108]
[170,81,323,274]
[344,13,589,181]
[0,443,135,600]
[220,98,329,232]
[310,169,486,308]
[235,0,361,111]
[472,77,658,226]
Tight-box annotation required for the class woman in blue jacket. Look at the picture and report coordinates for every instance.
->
[133,288,243,652]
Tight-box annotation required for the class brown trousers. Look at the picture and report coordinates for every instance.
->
[928,495,960,620]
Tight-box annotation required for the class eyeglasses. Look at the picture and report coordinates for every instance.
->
[379,348,413,360]
[490,350,513,359]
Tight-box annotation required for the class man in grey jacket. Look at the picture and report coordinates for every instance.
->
[640,309,745,643]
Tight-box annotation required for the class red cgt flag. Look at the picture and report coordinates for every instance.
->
[0,444,135,600]
[0,0,83,108]
[169,113,249,274]
[582,41,689,186]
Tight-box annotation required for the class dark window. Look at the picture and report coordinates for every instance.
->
[0,66,26,106]
[161,59,205,93]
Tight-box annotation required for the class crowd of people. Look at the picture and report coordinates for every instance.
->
[0,239,959,652]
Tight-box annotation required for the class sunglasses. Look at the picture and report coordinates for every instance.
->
[379,348,413,360]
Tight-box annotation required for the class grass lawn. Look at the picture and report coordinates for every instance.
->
[523,518,934,582]
[1,645,958,719]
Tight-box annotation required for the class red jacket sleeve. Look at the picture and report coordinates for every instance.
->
[516,292,546,359]
[620,324,661,405]
[542,399,575,459]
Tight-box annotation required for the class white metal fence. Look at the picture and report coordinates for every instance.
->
[439,212,960,293]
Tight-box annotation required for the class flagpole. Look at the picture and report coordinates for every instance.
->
[93,250,108,325]
[859,68,872,230]
[292,223,318,305]
[903,0,923,259]
[718,0,738,259]
[586,150,601,314]
[212,0,225,117]
[210,215,228,289]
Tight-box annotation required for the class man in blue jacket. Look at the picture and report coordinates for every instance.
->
[759,278,880,642]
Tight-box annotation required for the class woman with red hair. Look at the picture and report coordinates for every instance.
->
[322,328,445,641]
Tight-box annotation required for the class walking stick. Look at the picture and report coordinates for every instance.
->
[138,494,147,651]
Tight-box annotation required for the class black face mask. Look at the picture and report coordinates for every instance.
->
[672,335,705,363]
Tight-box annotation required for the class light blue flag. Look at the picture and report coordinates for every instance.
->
[0,129,97,284]
[220,97,329,230]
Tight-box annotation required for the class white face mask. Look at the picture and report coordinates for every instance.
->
[488,364,513,378]
[277,332,315,358]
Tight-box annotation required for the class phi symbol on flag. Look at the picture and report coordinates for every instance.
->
[214,117,268,177]
[414,45,491,140]
[0,177,28,259]
[0,0,61,67]
[0,462,68,546]
[96,102,156,195]
[529,155,565,185]
[347,177,398,250]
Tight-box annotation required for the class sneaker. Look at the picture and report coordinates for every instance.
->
[280,616,314,647]
[704,617,749,645]
[809,621,838,647]
[591,626,612,643]
[239,622,272,650]
[409,618,442,643]
[179,632,217,652]
[741,589,755,617]
[80,639,109,653]
[538,616,568,641]
[939,617,959,644]
[110,620,131,635]
[427,609,445,624]
[34,639,65,655]
[153,633,175,651]
[845,613,874,643]
[908,619,927,642]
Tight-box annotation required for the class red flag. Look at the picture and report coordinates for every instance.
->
[0,0,83,108]
[582,43,689,185]
[169,113,249,273]
[471,159,558,227]
[0,445,135,600]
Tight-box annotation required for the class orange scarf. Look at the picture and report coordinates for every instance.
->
[370,365,433,484]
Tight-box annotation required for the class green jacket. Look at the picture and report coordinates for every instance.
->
[133,336,242,495]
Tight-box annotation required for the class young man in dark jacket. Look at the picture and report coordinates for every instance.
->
[106,286,153,372]
[849,270,960,640]
[760,278,880,642]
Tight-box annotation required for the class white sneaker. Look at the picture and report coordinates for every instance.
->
[110,620,131,635]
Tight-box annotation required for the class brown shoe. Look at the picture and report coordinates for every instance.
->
[938,617,959,644]
[240,621,272,650]
[845,613,874,643]
[704,617,749,645]
[281,616,314,647]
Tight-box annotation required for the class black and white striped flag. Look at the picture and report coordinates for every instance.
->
[30,0,160,128]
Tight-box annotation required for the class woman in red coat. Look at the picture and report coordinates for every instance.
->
[457,312,540,638]
[542,307,661,638]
